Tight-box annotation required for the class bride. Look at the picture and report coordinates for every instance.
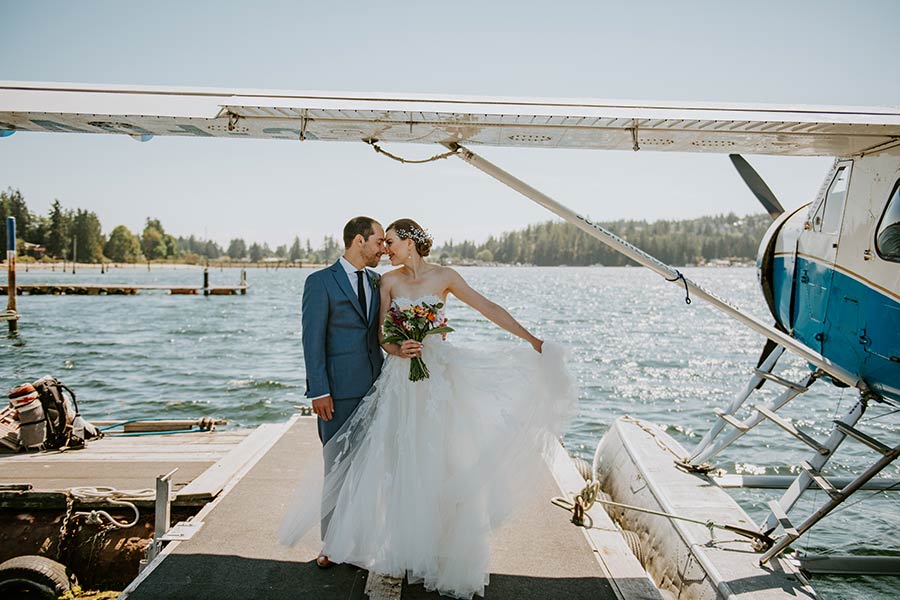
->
[280,218,577,599]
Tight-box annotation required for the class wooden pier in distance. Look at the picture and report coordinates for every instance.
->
[0,283,248,296]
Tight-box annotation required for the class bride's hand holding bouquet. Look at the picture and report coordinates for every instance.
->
[382,301,454,381]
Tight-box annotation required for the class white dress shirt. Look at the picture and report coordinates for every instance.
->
[339,256,373,311]
[309,257,373,402]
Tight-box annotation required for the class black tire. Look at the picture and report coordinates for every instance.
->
[0,555,74,598]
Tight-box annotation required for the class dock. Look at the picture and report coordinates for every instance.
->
[0,419,284,589]
[0,414,660,598]
[0,284,248,295]
[117,415,658,600]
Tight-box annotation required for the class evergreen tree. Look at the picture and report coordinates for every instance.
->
[72,209,105,262]
[204,240,222,259]
[45,200,72,258]
[322,235,341,263]
[0,188,32,244]
[248,242,263,262]
[289,236,302,261]
[164,232,180,258]
[227,238,247,259]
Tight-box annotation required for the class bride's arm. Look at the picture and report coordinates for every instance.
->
[445,268,543,353]
[378,275,423,358]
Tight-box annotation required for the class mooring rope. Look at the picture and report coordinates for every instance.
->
[551,480,772,548]
[551,480,603,528]
[365,139,459,164]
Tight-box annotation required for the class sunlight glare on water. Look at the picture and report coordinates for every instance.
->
[3,264,898,598]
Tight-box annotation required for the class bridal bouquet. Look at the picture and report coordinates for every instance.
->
[382,301,454,381]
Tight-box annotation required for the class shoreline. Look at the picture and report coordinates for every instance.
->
[3,260,756,271]
[2,260,331,271]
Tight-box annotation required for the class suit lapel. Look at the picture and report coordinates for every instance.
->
[330,261,366,322]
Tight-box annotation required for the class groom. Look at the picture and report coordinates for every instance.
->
[301,216,385,565]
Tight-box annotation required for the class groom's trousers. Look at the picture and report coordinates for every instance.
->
[319,396,363,538]
[318,396,363,445]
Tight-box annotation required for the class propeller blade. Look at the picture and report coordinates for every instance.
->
[729,154,785,220]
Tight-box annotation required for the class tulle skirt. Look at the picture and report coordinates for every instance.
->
[279,339,577,599]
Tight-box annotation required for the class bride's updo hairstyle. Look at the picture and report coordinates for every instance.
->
[387,218,433,257]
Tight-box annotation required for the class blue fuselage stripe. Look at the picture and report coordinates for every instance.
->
[772,255,900,401]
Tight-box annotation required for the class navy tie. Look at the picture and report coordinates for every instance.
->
[355,270,367,318]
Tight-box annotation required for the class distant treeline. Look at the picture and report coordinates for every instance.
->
[0,188,343,264]
[436,214,770,266]
[1,188,769,267]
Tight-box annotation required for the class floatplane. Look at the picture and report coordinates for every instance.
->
[2,82,899,599]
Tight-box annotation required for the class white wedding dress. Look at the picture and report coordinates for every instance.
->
[280,295,577,599]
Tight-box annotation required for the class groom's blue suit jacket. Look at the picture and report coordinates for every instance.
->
[301,260,384,401]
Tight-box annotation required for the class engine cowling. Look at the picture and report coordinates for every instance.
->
[756,204,810,332]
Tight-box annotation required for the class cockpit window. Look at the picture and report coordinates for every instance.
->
[876,179,900,262]
[815,166,849,234]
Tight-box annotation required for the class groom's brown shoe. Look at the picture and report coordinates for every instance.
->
[316,552,333,569]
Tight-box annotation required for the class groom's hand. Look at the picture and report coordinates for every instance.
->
[313,395,334,421]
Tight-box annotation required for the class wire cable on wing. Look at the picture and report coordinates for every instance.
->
[365,139,459,164]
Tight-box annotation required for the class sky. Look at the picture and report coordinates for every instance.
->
[1,0,899,247]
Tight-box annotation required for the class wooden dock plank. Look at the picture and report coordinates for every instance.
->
[0,432,250,463]
[177,423,284,501]
[0,461,211,493]
[0,429,253,500]
[1,445,243,457]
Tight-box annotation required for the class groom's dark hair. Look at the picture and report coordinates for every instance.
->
[343,216,379,248]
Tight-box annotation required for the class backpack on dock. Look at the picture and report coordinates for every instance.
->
[7,377,101,451]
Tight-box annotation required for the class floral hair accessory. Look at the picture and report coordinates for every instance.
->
[395,227,432,245]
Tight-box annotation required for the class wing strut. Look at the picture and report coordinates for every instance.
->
[443,142,863,392]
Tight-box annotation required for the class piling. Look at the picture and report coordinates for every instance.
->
[6,217,17,335]
[203,267,210,297]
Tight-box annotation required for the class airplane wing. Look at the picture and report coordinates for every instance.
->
[1,81,899,157]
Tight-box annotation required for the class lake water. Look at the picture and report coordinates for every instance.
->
[3,264,898,598]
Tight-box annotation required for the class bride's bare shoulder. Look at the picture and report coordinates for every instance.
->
[434,265,465,284]
[380,268,404,287]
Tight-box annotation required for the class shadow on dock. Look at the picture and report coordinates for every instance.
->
[124,554,369,599]
[120,552,624,599]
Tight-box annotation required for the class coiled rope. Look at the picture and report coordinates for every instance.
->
[62,486,155,529]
